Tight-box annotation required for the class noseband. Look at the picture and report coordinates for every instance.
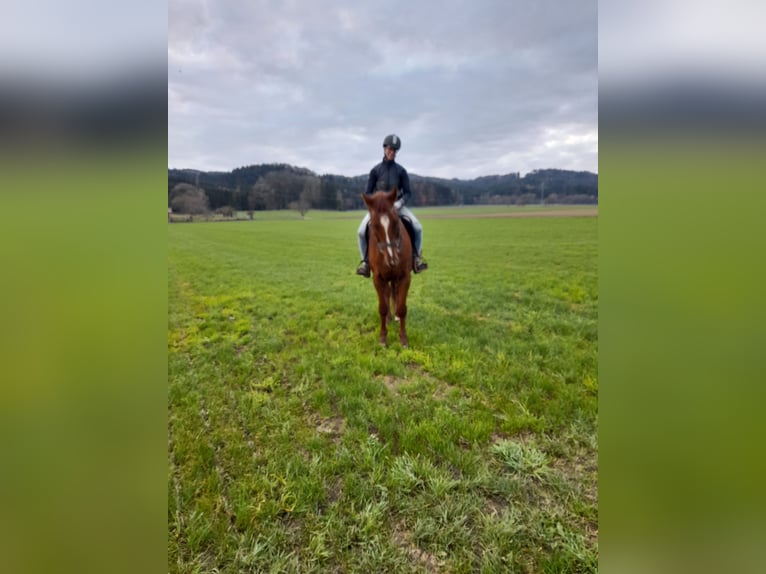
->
[376,219,403,253]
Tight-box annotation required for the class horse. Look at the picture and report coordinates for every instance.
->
[362,188,413,348]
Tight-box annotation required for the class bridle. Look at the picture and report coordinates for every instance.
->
[375,217,403,254]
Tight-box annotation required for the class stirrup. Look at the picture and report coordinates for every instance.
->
[356,261,370,277]
[413,257,428,273]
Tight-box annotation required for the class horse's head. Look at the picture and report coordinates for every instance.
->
[363,188,404,269]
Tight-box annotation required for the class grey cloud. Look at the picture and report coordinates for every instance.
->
[169,0,597,178]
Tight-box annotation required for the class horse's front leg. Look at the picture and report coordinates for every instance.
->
[373,277,390,345]
[390,281,397,324]
[395,275,411,348]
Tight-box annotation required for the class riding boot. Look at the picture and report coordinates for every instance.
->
[413,253,428,273]
[356,260,370,277]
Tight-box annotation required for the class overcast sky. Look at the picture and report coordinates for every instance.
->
[168,0,598,179]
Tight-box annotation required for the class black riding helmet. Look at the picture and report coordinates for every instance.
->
[382,134,401,150]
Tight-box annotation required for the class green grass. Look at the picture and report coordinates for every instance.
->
[168,213,597,573]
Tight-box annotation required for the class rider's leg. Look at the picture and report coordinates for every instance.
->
[398,206,428,272]
[357,213,370,260]
[399,206,423,255]
[356,214,371,276]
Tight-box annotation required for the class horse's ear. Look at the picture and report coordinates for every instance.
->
[387,187,398,204]
[362,193,373,208]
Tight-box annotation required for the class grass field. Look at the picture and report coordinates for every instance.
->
[168,209,598,573]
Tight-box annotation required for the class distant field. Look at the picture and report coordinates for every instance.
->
[169,204,597,223]
[403,204,596,218]
[168,214,598,572]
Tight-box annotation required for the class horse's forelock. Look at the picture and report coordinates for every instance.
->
[368,191,396,216]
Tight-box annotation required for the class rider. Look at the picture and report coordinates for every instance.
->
[356,134,429,277]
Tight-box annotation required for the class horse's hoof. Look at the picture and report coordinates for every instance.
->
[402,344,408,349]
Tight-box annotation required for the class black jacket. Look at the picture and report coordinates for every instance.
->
[365,158,412,206]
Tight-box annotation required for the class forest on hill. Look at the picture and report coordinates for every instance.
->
[168,164,597,214]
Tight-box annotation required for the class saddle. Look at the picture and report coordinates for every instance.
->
[400,216,416,248]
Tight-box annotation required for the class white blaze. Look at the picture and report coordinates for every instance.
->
[380,214,393,260]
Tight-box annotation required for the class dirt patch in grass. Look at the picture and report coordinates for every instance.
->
[316,416,345,442]
[375,370,457,401]
[324,208,597,221]
[430,380,458,401]
[491,430,536,446]
[377,374,405,394]
[419,208,598,219]
[392,521,444,573]
[490,432,509,445]
[327,477,344,504]
[552,452,597,504]
[552,451,598,546]
[484,494,509,516]
[403,363,458,400]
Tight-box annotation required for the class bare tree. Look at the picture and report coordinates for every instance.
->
[289,192,311,218]
[170,183,209,214]
[294,177,320,218]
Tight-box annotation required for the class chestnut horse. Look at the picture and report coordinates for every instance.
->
[362,188,413,347]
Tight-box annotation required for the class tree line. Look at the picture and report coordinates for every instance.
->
[168,163,597,215]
